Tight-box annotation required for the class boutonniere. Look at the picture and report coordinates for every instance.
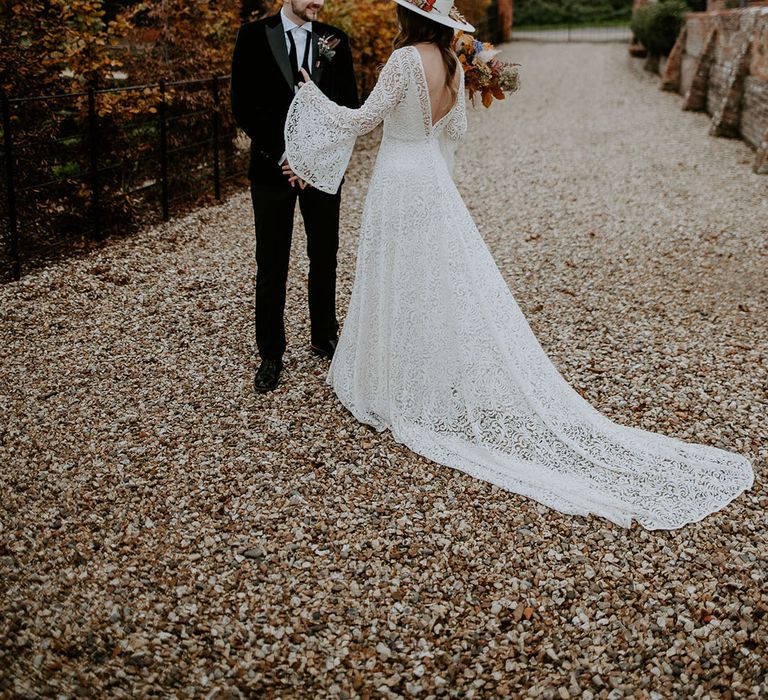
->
[316,34,341,67]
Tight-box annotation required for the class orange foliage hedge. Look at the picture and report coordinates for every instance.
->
[0,0,131,97]
[321,0,398,95]
[122,0,242,82]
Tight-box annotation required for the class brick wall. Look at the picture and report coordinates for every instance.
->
[707,1,768,11]
[743,75,768,144]
[666,7,768,170]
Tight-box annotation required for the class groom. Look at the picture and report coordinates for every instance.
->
[231,0,359,393]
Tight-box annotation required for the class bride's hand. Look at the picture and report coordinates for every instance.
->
[298,68,311,87]
[282,160,309,189]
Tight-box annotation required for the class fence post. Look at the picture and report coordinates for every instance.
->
[2,95,20,281]
[87,87,102,240]
[159,80,169,221]
[211,76,221,202]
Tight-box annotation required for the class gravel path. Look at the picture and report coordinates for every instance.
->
[1,42,766,699]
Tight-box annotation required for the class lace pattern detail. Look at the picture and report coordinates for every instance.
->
[283,45,754,529]
[444,67,467,141]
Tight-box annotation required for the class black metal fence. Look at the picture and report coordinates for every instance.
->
[0,75,248,283]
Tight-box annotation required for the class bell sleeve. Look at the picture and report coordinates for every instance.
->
[284,48,410,194]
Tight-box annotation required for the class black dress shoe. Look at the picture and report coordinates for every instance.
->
[254,358,282,393]
[311,338,337,360]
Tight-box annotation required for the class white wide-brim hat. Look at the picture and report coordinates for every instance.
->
[392,0,475,32]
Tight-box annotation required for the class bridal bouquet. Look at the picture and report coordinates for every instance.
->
[453,32,520,108]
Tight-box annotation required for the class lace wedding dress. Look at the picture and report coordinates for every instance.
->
[284,46,754,529]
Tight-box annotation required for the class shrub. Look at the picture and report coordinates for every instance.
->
[514,0,571,26]
[0,0,131,97]
[122,0,241,82]
[513,0,633,27]
[321,0,398,97]
[631,0,688,56]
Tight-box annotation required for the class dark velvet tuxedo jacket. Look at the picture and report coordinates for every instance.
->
[231,13,359,183]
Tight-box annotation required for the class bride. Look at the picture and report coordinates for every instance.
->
[283,0,754,529]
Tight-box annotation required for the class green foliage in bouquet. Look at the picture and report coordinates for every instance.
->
[631,0,688,56]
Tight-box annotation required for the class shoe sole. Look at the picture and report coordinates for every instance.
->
[254,381,279,393]
[254,371,281,393]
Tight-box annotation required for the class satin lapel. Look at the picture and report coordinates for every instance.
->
[311,31,325,84]
[265,20,294,92]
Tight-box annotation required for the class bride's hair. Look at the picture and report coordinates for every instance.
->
[393,5,458,103]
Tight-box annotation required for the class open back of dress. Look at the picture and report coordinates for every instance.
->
[412,46,460,126]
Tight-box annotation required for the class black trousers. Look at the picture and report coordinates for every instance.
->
[250,179,341,360]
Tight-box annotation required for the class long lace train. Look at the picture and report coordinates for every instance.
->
[284,46,754,529]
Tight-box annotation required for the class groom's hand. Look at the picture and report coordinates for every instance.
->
[282,160,309,190]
